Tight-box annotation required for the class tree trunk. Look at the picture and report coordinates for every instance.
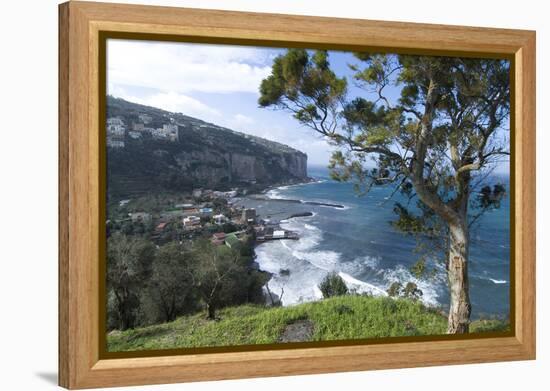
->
[206,303,216,320]
[447,221,471,333]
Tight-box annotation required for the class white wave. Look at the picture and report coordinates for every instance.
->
[338,272,387,296]
[489,278,508,284]
[266,189,286,200]
[347,255,380,271]
[292,250,340,272]
[381,264,444,307]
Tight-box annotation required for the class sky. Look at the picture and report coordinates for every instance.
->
[107,39,509,173]
[107,39,383,166]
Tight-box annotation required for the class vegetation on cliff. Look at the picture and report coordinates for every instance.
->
[107,295,509,352]
[107,96,308,197]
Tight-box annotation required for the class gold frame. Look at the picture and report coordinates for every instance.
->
[59,1,536,389]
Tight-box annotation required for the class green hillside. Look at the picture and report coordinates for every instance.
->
[107,295,509,352]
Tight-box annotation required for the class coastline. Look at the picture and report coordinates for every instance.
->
[240,178,386,308]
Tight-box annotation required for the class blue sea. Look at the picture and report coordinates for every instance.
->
[236,165,510,319]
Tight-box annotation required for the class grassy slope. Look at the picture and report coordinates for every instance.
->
[107,295,509,352]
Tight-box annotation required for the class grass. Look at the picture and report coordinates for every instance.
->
[107,295,510,352]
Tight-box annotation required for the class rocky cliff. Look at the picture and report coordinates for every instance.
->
[106,96,308,197]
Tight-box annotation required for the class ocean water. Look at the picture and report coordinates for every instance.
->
[237,166,510,319]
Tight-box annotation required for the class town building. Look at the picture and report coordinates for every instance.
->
[128,131,142,139]
[199,207,213,217]
[192,189,203,198]
[175,203,195,209]
[211,232,226,246]
[242,208,256,224]
[183,216,201,227]
[151,123,178,141]
[129,212,151,223]
[273,230,286,239]
[138,113,152,124]
[119,199,131,207]
[156,222,168,231]
[224,233,240,249]
[107,138,125,148]
[132,123,145,131]
[213,214,227,225]
[107,117,124,126]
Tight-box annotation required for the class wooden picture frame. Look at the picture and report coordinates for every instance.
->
[59,1,536,389]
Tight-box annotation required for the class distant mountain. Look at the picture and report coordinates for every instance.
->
[106,96,308,197]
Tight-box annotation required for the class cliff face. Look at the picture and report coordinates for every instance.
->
[106,97,308,196]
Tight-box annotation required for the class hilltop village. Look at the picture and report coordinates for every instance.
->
[107,186,300,253]
[106,113,178,148]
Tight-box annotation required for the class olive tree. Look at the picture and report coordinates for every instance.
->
[107,232,155,330]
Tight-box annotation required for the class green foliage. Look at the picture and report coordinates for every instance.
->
[402,282,423,301]
[107,233,155,330]
[386,281,423,301]
[107,295,450,351]
[147,243,197,323]
[107,295,511,352]
[258,49,347,131]
[318,273,349,298]
[387,282,402,297]
[191,240,263,319]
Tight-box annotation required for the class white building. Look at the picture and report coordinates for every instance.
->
[138,114,152,124]
[128,131,142,139]
[107,124,125,137]
[151,124,178,141]
[107,117,124,126]
[183,216,201,227]
[213,214,227,225]
[273,230,285,239]
[107,138,125,148]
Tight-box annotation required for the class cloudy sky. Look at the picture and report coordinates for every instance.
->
[107,39,385,166]
[107,39,509,173]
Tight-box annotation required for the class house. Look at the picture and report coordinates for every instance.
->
[182,208,200,217]
[211,232,226,245]
[199,207,213,217]
[132,123,145,131]
[273,230,286,239]
[151,124,178,141]
[128,131,142,139]
[129,212,151,223]
[107,117,124,126]
[107,124,125,136]
[175,203,195,209]
[224,233,240,249]
[242,208,256,224]
[138,113,152,124]
[156,222,168,231]
[213,190,238,199]
[107,138,125,148]
[213,214,227,225]
[192,189,203,198]
[183,216,201,227]
[119,199,131,207]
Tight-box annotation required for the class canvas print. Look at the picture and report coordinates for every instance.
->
[104,39,511,352]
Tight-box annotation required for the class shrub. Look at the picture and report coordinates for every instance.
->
[319,273,348,298]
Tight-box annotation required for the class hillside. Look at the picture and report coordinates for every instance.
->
[107,295,509,352]
[106,96,308,198]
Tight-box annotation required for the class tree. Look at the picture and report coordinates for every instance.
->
[259,49,509,333]
[192,241,250,319]
[107,232,155,330]
[319,272,349,298]
[149,242,196,322]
